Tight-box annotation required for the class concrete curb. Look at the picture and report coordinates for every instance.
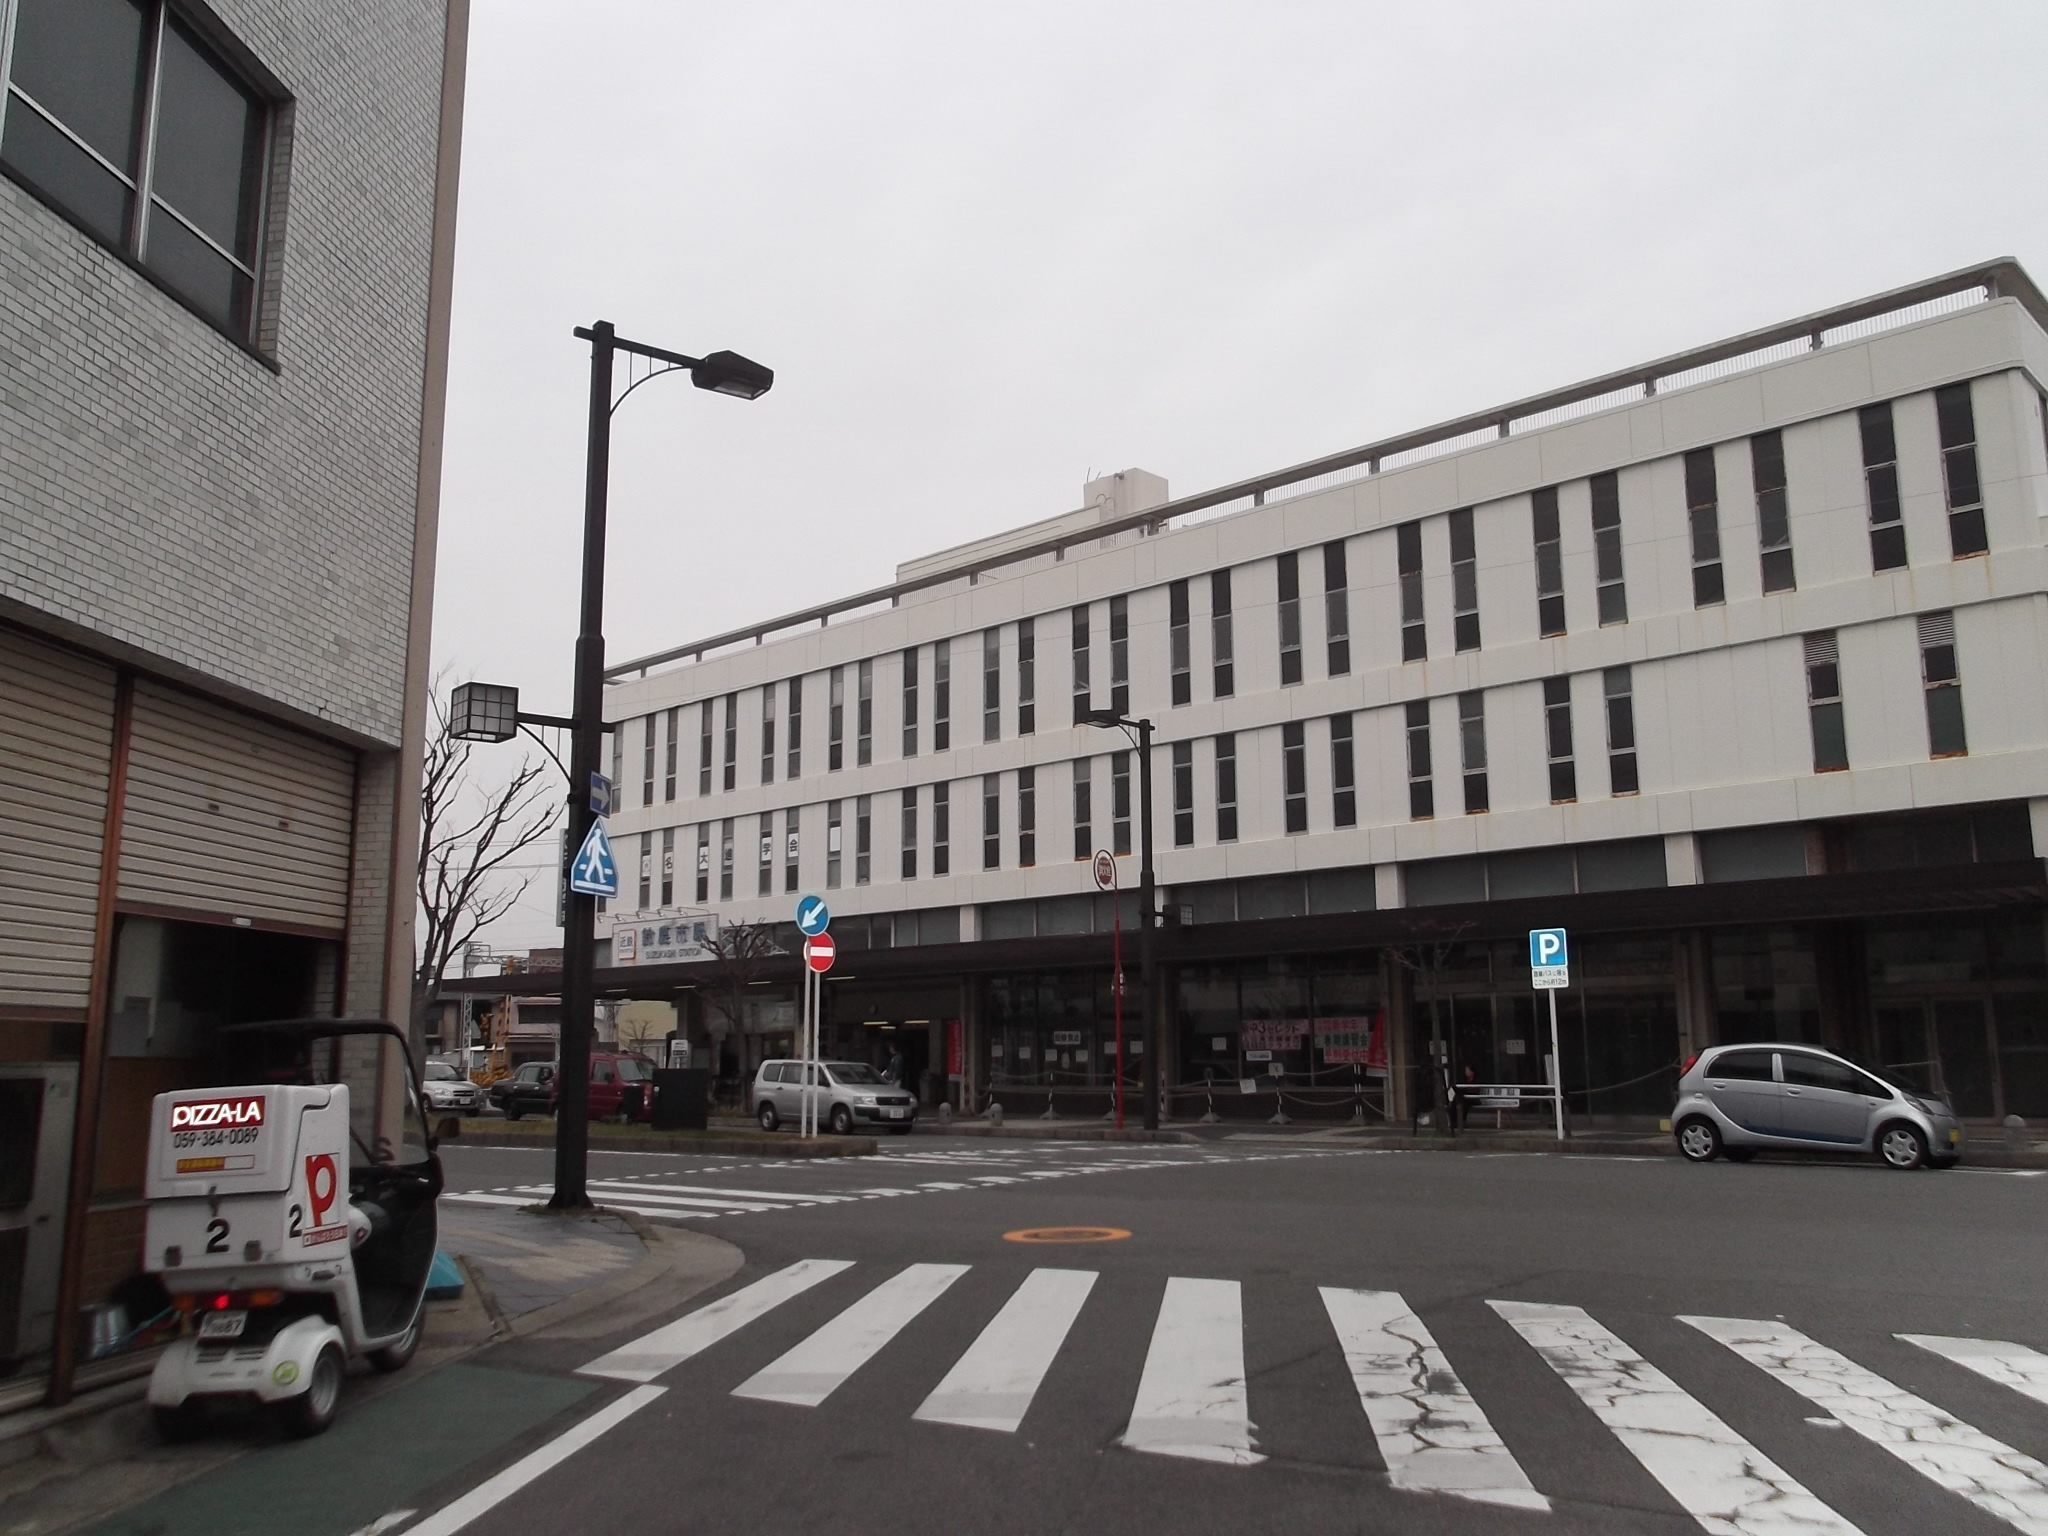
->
[911,1121,1200,1144]
[446,1128,878,1158]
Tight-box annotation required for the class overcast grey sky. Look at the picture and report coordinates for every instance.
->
[432,0,2048,952]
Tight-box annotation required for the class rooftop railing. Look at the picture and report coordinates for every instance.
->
[607,257,2046,682]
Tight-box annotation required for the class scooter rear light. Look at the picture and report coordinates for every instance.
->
[210,1293,233,1311]
[247,1290,284,1307]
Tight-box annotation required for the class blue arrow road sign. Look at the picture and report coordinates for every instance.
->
[1529,928,1569,969]
[588,772,615,817]
[795,894,830,936]
[568,819,619,898]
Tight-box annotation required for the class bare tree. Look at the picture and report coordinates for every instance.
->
[415,686,562,1034]
[614,1005,671,1061]
[700,922,782,1053]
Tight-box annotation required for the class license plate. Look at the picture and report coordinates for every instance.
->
[885,1108,906,1119]
[199,1310,247,1340]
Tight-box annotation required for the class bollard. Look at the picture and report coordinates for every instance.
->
[938,1101,952,1124]
[1041,1090,1059,1121]
[989,1101,1004,1128]
[1199,1070,1221,1125]
[2005,1113,2028,1153]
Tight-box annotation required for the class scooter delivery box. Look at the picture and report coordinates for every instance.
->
[144,1083,352,1279]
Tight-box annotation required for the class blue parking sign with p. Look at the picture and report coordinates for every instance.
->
[1530,928,1568,969]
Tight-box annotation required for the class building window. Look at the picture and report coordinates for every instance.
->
[1,0,279,345]
[1544,677,1576,803]
[695,824,710,903]
[855,796,872,885]
[721,694,738,791]
[1937,382,1987,557]
[1111,751,1131,855]
[1685,448,1724,607]
[611,722,624,805]
[1282,722,1308,833]
[1752,430,1795,593]
[856,659,873,766]
[719,819,734,900]
[637,834,652,910]
[1277,552,1303,684]
[901,788,918,880]
[642,715,656,806]
[1211,571,1235,698]
[1071,604,1092,724]
[902,647,919,757]
[1017,617,1036,736]
[1860,402,1907,572]
[826,801,842,889]
[1604,666,1638,794]
[784,807,800,893]
[660,827,674,906]
[1449,509,1480,652]
[760,683,777,784]
[1591,472,1627,624]
[1533,487,1565,636]
[1172,741,1194,846]
[1405,702,1433,820]
[934,638,951,751]
[1458,691,1488,814]
[1072,759,1092,860]
[1107,596,1130,717]
[1169,580,1191,705]
[663,708,679,802]
[828,667,844,772]
[1324,541,1351,676]
[982,628,1000,743]
[1397,522,1425,661]
[1014,768,1032,868]
[1804,633,1846,773]
[758,813,773,896]
[1215,734,1238,842]
[786,676,803,779]
[934,782,952,876]
[1330,714,1356,828]
[1919,611,1967,757]
[982,776,1000,870]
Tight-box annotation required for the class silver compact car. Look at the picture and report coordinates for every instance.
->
[422,1059,481,1114]
[1671,1043,1962,1169]
[752,1060,917,1136]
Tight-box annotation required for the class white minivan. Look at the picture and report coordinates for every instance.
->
[752,1060,916,1136]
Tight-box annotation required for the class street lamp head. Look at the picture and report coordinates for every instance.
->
[449,681,520,743]
[1082,708,1124,729]
[690,350,774,400]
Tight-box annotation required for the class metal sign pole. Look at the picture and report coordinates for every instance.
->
[1548,986,1564,1142]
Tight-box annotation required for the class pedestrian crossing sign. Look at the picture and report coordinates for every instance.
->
[568,819,619,897]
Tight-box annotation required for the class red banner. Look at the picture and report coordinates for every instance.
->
[946,1019,962,1077]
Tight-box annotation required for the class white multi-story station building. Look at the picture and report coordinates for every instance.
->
[586,260,2048,1130]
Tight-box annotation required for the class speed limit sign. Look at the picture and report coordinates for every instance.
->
[1092,849,1116,892]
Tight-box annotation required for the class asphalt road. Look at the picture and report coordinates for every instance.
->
[104,1140,2048,1536]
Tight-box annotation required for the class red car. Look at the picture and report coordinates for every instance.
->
[551,1052,657,1122]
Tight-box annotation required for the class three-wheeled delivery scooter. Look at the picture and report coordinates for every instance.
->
[142,1018,443,1438]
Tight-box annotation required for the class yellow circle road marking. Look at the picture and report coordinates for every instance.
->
[1003,1226,1131,1244]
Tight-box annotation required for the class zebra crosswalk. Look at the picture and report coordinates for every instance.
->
[579,1260,2048,1533]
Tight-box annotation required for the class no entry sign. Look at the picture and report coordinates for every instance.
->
[804,934,836,973]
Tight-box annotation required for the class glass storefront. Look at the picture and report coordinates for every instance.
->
[987,972,1131,1090]
[1865,913,2048,1118]
[1176,955,1384,1097]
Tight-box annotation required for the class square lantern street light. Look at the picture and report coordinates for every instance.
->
[449,681,521,743]
[691,350,775,400]
[1083,707,1159,1131]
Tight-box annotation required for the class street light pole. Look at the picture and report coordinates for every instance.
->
[1088,709,1159,1132]
[552,322,616,1210]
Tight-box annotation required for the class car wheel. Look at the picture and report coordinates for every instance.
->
[758,1100,780,1131]
[153,1402,206,1443]
[369,1301,422,1373]
[276,1345,345,1438]
[1724,1147,1757,1163]
[1675,1117,1721,1162]
[829,1105,854,1137]
[1878,1122,1928,1170]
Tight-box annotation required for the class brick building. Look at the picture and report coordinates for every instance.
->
[0,0,468,1398]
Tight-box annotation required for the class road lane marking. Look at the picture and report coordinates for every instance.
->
[914,1268,1097,1432]
[1491,1302,1861,1535]
[1685,1315,2048,1534]
[591,1180,856,1203]
[1121,1277,1262,1466]
[1321,1288,1547,1511]
[403,1385,665,1536]
[734,1263,970,1407]
[580,1259,854,1383]
[1900,1335,2048,1408]
[578,1183,803,1212]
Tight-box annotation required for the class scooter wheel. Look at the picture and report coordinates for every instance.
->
[369,1304,422,1373]
[153,1402,205,1443]
[276,1344,345,1438]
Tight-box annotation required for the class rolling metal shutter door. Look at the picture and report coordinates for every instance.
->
[118,681,356,932]
[0,630,117,1010]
